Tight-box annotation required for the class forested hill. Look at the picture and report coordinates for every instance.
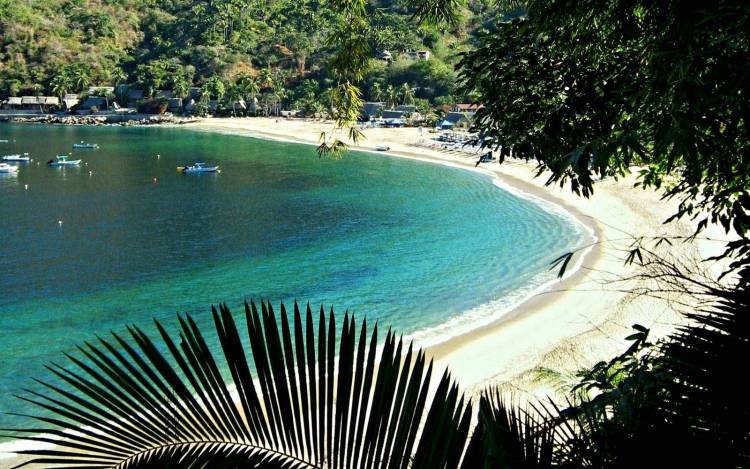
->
[0,0,513,109]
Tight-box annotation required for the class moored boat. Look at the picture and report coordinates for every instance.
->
[2,154,31,162]
[0,163,19,173]
[178,162,220,173]
[375,145,390,151]
[72,142,99,149]
[47,155,82,167]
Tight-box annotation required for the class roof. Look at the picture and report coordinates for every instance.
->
[362,102,384,117]
[381,110,405,119]
[443,112,473,124]
[18,96,59,105]
[6,97,22,105]
[454,103,483,112]
[80,96,107,109]
[395,105,416,113]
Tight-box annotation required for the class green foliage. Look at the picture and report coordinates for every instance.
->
[9,301,472,468]
[459,0,750,280]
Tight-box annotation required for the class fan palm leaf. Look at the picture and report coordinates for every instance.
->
[7,301,472,468]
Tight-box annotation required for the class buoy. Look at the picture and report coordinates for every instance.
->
[89,171,93,176]
[157,154,161,159]
[24,184,28,190]
[58,220,63,226]
[218,169,222,174]
[153,177,157,183]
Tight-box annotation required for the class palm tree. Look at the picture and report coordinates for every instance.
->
[370,82,384,102]
[259,67,274,89]
[9,301,473,468]
[400,83,415,105]
[70,65,92,93]
[385,84,398,109]
[50,73,72,101]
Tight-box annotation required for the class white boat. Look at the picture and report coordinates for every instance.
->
[47,155,82,167]
[0,139,8,143]
[73,142,99,149]
[0,163,19,173]
[375,145,390,151]
[178,162,219,173]
[2,154,30,162]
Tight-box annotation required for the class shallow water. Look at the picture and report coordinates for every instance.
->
[0,123,587,427]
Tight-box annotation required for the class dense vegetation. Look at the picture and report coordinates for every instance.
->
[5,0,750,467]
[0,0,511,113]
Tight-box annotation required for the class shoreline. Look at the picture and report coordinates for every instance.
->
[0,117,722,466]
[183,117,707,399]
[182,120,602,352]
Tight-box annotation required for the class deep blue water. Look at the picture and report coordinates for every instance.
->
[0,123,587,427]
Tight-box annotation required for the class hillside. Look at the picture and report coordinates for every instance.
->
[0,0,509,112]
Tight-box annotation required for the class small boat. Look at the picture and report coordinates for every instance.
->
[375,145,390,151]
[72,142,99,149]
[47,155,82,167]
[0,139,8,143]
[0,163,19,174]
[2,154,30,162]
[178,162,219,173]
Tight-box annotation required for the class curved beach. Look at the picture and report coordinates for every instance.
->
[186,117,727,400]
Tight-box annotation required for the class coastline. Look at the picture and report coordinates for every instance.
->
[0,117,726,467]
[184,117,726,400]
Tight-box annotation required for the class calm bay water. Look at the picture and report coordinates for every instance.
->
[0,123,587,426]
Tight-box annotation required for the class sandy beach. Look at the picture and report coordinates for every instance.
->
[186,116,729,400]
[0,116,729,467]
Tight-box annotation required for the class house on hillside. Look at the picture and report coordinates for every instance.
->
[439,112,473,129]
[404,50,430,61]
[378,50,393,62]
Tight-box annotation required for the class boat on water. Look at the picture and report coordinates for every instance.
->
[178,162,220,173]
[0,139,8,143]
[0,163,19,174]
[375,145,391,151]
[47,155,82,167]
[72,142,99,149]
[2,154,31,162]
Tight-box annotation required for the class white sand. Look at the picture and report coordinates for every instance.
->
[186,117,730,400]
[0,116,730,467]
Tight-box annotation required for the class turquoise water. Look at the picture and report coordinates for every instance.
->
[0,123,587,427]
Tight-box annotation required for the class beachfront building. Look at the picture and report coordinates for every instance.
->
[361,102,385,121]
[395,105,417,115]
[2,96,60,112]
[63,94,79,110]
[78,96,109,114]
[1,97,22,110]
[439,111,474,130]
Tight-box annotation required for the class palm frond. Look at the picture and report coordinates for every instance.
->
[8,301,471,468]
